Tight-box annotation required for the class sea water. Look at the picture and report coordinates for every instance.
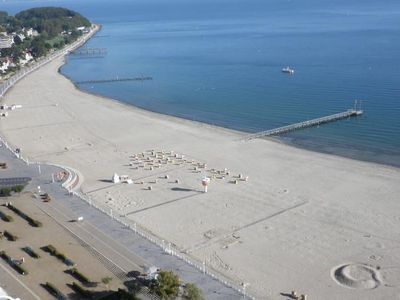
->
[3,0,400,166]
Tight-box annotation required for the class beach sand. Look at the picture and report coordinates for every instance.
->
[1,57,400,299]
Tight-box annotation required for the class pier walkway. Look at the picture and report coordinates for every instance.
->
[244,108,363,140]
[70,47,107,56]
[76,76,152,85]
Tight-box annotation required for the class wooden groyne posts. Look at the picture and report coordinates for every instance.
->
[70,48,107,56]
[244,108,363,140]
[76,76,153,85]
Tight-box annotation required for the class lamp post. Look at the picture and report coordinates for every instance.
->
[242,282,249,299]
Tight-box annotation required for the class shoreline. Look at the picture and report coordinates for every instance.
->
[59,63,399,170]
[1,33,400,299]
[58,64,247,140]
[60,63,400,171]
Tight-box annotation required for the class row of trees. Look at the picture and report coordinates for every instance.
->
[1,7,90,37]
[0,7,90,63]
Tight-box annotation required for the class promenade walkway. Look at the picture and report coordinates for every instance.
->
[0,24,253,299]
[0,140,249,299]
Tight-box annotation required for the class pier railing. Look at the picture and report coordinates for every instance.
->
[71,47,107,56]
[244,108,363,140]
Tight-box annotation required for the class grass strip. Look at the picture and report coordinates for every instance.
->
[4,204,42,227]
[22,246,41,259]
[43,282,67,300]
[0,209,13,222]
[4,230,18,241]
[68,267,91,284]
[0,250,29,275]
[69,282,93,298]
[42,244,75,266]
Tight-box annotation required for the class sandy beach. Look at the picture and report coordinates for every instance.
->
[1,57,400,299]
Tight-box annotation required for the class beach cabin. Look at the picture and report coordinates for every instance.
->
[112,173,120,183]
[9,104,22,110]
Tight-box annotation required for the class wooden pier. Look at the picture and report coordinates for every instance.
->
[70,48,107,56]
[76,76,153,85]
[244,108,363,140]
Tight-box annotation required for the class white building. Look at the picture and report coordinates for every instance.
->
[19,52,33,65]
[25,28,39,38]
[0,34,13,49]
[0,57,13,73]
[112,173,120,184]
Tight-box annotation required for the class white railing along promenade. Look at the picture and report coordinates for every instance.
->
[0,24,256,300]
[70,189,255,299]
[0,24,100,98]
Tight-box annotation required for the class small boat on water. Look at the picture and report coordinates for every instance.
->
[282,66,295,74]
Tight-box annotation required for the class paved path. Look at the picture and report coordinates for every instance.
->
[0,262,42,300]
[0,143,248,299]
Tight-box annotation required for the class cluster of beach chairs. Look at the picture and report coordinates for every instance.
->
[129,149,187,171]
[102,148,253,213]
[124,149,250,189]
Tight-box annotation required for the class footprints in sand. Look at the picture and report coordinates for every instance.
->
[380,267,400,287]
[331,263,382,289]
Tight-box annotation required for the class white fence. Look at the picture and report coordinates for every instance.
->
[0,24,255,300]
[72,188,254,299]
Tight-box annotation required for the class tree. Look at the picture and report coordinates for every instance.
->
[13,35,22,45]
[15,7,91,36]
[31,36,48,57]
[183,283,204,300]
[6,16,22,33]
[114,289,139,300]
[0,11,8,25]
[150,271,180,299]
[101,276,113,290]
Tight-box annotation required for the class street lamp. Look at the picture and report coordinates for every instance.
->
[241,282,249,299]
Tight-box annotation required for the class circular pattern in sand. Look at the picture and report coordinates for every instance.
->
[331,263,382,289]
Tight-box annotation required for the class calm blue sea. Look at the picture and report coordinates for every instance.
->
[3,0,400,167]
